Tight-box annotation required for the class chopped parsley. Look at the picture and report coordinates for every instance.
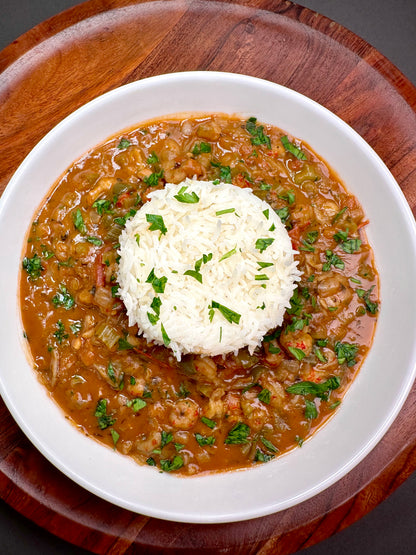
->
[305,399,318,420]
[322,250,345,271]
[53,320,68,344]
[211,161,232,183]
[224,422,250,444]
[356,285,378,314]
[281,135,307,160]
[22,253,43,280]
[192,142,211,155]
[117,138,131,149]
[184,253,212,283]
[72,209,87,234]
[86,236,103,246]
[94,399,116,430]
[201,416,216,429]
[174,185,200,204]
[113,208,137,226]
[288,346,306,361]
[92,199,112,215]
[216,208,236,216]
[334,341,359,366]
[146,213,167,236]
[126,398,147,412]
[160,455,184,472]
[279,191,296,205]
[110,429,120,448]
[195,433,215,446]
[146,151,159,164]
[254,449,274,463]
[275,207,290,223]
[51,284,75,310]
[245,117,271,149]
[161,323,170,346]
[209,301,241,324]
[178,382,190,398]
[144,170,164,187]
[257,262,273,271]
[161,430,173,448]
[286,376,341,401]
[118,337,135,351]
[40,245,54,259]
[332,207,347,224]
[219,247,237,262]
[257,388,271,404]
[334,230,362,254]
[255,237,275,253]
[145,268,168,293]
[261,437,278,453]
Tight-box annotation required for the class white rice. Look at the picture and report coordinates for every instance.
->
[117,178,300,360]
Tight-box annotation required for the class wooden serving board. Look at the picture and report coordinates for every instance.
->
[1,1,416,553]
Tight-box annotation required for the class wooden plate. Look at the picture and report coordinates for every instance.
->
[1,0,416,552]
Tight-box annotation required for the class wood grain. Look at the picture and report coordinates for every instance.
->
[1,0,416,553]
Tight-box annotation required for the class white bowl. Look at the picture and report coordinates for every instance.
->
[1,72,416,523]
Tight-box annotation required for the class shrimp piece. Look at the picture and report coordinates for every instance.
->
[259,373,286,410]
[204,388,225,420]
[241,390,269,432]
[87,177,118,203]
[263,340,284,367]
[194,356,218,383]
[280,330,313,357]
[317,273,353,310]
[224,392,243,423]
[314,200,340,225]
[169,399,200,430]
[135,431,161,456]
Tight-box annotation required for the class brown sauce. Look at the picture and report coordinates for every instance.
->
[20,114,379,475]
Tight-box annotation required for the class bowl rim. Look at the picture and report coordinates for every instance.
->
[1,71,416,523]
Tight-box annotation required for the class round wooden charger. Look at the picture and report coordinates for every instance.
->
[1,0,416,553]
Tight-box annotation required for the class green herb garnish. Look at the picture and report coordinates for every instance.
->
[224,422,250,444]
[146,213,167,236]
[210,301,241,324]
[144,170,164,187]
[322,250,344,271]
[52,284,75,310]
[334,341,359,366]
[245,117,271,149]
[161,323,170,346]
[281,135,307,160]
[201,416,216,429]
[257,388,271,404]
[53,320,68,344]
[356,285,378,314]
[255,237,275,253]
[146,151,159,164]
[286,376,341,400]
[22,253,43,280]
[72,209,87,235]
[216,208,235,216]
[160,456,184,472]
[86,236,103,246]
[192,142,211,155]
[94,399,116,430]
[195,433,215,446]
[117,138,131,149]
[174,186,200,204]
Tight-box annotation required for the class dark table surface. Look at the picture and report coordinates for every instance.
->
[1,1,416,554]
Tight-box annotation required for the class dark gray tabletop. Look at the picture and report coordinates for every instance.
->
[1,1,415,554]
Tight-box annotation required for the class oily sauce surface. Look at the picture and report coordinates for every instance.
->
[20,115,379,475]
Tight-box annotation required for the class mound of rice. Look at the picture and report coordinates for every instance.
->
[117,178,300,360]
